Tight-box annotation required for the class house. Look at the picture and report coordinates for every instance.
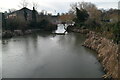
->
[7,7,37,21]
[6,7,61,24]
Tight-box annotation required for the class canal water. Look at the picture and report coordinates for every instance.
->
[2,24,104,78]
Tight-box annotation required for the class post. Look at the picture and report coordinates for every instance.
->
[0,13,2,37]
[0,12,2,80]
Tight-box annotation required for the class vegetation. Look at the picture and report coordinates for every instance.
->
[59,13,75,24]
[112,22,120,44]
[74,7,89,27]
[2,0,57,35]
[68,2,120,44]
[2,17,57,32]
[2,9,57,33]
[30,19,57,31]
[2,1,120,43]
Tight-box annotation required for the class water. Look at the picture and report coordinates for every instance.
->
[2,24,104,78]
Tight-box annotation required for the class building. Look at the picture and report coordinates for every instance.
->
[6,7,61,24]
[7,7,36,21]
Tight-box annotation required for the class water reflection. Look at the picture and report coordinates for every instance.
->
[2,25,104,78]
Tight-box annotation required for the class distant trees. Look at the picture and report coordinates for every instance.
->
[34,19,57,31]
[69,1,120,44]
[69,2,102,28]
[18,0,29,21]
[32,2,39,10]
[8,9,16,13]
[59,13,75,24]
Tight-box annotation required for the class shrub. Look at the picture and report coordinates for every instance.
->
[113,22,120,44]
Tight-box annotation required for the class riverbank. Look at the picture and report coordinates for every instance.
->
[83,31,119,78]
[2,29,41,38]
[68,26,119,78]
[2,25,57,38]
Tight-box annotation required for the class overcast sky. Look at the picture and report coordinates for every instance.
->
[0,0,119,14]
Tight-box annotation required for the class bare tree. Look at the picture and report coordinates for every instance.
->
[32,2,39,10]
[69,2,97,14]
[69,2,102,21]
[69,2,78,14]
[18,0,29,8]
[8,8,16,13]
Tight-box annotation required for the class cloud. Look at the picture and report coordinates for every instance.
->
[94,2,118,9]
[0,0,119,13]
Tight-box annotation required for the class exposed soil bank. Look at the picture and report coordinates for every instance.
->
[68,26,119,78]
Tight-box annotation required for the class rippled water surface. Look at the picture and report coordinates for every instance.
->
[2,25,104,78]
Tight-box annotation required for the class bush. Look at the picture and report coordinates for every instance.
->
[113,22,120,44]
[29,19,57,31]
[75,7,89,27]
[84,17,102,31]
[5,18,20,31]
[44,23,57,31]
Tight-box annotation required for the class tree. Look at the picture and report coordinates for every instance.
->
[75,7,89,27]
[69,2,102,28]
[32,2,39,10]
[8,8,16,13]
[18,0,29,8]
[2,13,6,30]
[113,22,120,44]
[69,2,78,14]
[18,0,29,21]
[59,13,75,24]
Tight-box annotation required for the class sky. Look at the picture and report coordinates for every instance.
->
[0,0,119,15]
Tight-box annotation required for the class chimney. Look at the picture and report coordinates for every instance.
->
[33,7,35,10]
